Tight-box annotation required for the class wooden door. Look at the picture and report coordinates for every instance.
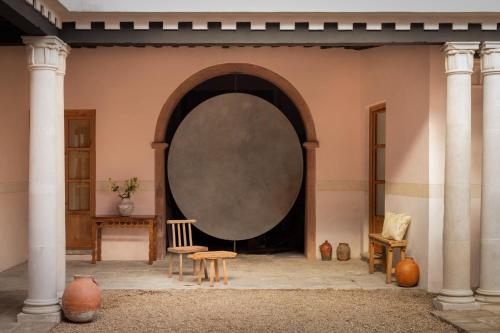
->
[369,103,386,234]
[65,110,96,249]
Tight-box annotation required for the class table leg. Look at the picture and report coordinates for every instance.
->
[222,259,228,285]
[197,260,203,285]
[203,259,208,279]
[148,222,154,265]
[209,260,215,287]
[96,226,102,262]
[91,222,96,264]
[214,259,220,282]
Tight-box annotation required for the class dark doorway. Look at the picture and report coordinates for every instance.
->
[164,74,306,254]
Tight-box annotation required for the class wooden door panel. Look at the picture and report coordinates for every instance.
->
[65,110,95,250]
[66,214,92,249]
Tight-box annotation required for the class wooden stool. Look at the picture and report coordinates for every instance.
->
[368,233,408,284]
[188,251,237,287]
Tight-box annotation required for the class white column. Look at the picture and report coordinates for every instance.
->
[434,42,480,311]
[18,36,66,323]
[56,44,70,299]
[476,42,500,304]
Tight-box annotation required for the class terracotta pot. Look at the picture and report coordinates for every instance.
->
[336,243,351,261]
[62,275,102,322]
[396,257,420,287]
[319,241,332,261]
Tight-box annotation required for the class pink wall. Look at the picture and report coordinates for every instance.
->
[0,44,483,293]
[64,46,365,260]
[0,47,30,271]
[360,46,432,289]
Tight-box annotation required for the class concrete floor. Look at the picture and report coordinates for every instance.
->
[0,253,399,332]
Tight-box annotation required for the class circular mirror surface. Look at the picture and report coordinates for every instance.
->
[168,93,303,240]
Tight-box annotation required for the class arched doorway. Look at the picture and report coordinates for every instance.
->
[152,63,318,259]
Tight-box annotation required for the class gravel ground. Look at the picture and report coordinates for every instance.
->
[52,289,457,333]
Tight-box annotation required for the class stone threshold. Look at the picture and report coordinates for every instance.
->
[432,309,500,332]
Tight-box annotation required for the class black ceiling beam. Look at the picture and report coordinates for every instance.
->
[60,22,500,47]
[0,0,58,36]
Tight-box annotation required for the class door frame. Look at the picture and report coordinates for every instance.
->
[368,102,386,234]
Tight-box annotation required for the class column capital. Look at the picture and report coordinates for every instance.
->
[443,42,480,74]
[22,36,66,71]
[480,42,500,76]
[56,44,71,76]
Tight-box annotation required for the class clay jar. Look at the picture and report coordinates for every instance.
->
[62,275,102,322]
[319,241,332,261]
[396,257,420,287]
[336,243,351,261]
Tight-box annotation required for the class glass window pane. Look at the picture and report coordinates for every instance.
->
[375,184,385,216]
[68,119,91,148]
[68,151,90,179]
[376,112,386,145]
[376,148,385,180]
[68,183,90,211]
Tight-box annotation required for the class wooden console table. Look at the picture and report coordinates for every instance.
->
[92,215,157,264]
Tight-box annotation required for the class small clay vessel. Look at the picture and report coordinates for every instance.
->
[62,275,102,322]
[319,241,332,261]
[336,243,351,261]
[396,257,420,287]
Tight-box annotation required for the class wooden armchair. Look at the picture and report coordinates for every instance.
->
[167,219,208,281]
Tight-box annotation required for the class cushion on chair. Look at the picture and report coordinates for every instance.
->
[381,211,411,241]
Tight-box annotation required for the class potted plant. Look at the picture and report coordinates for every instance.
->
[108,177,139,216]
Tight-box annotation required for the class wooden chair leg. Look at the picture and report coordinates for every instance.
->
[400,247,407,261]
[222,259,228,285]
[209,260,215,287]
[179,254,183,281]
[193,259,196,275]
[386,247,393,284]
[214,259,220,282]
[369,240,375,274]
[168,253,173,278]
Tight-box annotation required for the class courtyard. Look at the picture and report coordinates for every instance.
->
[0,255,457,332]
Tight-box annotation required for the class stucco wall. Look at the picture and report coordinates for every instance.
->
[64,46,365,260]
[0,44,483,293]
[360,46,432,289]
[0,47,30,272]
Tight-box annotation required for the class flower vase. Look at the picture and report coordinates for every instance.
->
[118,198,134,216]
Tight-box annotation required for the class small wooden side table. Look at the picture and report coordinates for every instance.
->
[188,251,237,287]
[92,215,157,264]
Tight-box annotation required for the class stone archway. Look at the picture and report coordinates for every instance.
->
[152,63,318,259]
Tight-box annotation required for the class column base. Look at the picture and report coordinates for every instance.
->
[433,290,479,310]
[18,298,61,323]
[475,288,500,304]
[17,312,61,323]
